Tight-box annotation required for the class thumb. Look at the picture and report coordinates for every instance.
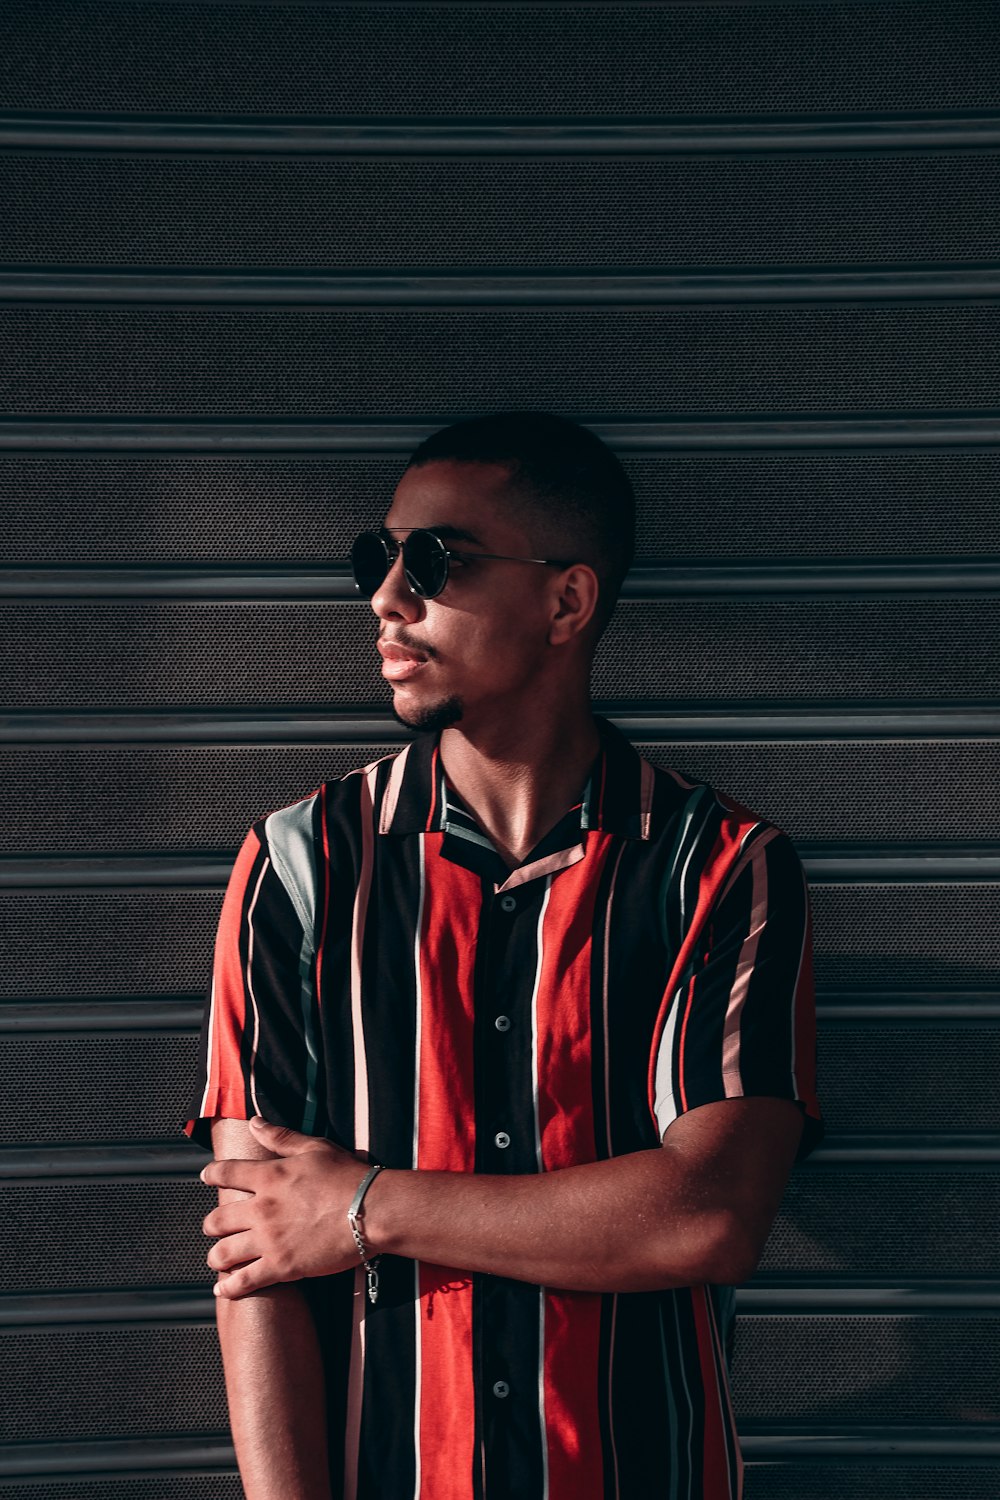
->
[248,1115,321,1154]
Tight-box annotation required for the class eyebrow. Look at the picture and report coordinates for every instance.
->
[383,524,483,546]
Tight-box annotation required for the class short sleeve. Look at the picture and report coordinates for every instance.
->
[652,826,823,1162]
[181,819,322,1149]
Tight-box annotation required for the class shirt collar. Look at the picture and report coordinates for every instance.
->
[379,713,656,843]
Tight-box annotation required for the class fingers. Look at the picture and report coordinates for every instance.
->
[207,1229,257,1273]
[214,1258,275,1299]
[202,1200,252,1239]
[201,1157,261,1191]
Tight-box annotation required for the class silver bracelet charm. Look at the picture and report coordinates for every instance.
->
[347,1162,385,1304]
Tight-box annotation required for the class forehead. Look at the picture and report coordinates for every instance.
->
[384,459,531,546]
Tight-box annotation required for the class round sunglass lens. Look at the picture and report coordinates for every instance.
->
[350,532,391,597]
[403,529,449,598]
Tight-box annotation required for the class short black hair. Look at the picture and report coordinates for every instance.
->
[403,410,635,636]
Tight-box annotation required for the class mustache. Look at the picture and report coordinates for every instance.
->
[379,629,435,658]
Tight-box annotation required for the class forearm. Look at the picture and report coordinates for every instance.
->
[217,1278,332,1500]
[365,1145,752,1293]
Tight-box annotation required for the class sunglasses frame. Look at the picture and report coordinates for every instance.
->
[351,527,576,600]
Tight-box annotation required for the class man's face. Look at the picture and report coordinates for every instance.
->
[369,459,567,733]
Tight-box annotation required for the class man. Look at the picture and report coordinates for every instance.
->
[184,410,822,1500]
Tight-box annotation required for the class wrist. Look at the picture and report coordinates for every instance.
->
[357,1167,405,1257]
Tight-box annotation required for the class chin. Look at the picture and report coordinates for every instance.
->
[390,693,465,733]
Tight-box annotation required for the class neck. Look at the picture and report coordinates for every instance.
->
[438,697,602,868]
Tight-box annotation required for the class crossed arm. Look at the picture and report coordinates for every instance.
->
[205,1095,803,1295]
[206,1099,802,1500]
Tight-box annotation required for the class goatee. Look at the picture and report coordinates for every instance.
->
[390,694,465,733]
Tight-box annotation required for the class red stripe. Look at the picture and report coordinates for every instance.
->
[691,1288,733,1499]
[534,834,614,1498]
[543,1290,605,1500]
[202,827,262,1121]
[646,819,753,1127]
[535,834,612,1169]
[416,835,479,1498]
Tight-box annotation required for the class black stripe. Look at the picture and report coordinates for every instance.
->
[601,838,674,1153]
[473,872,546,1500]
[608,1289,674,1496]
[248,828,317,1130]
[317,778,362,1148]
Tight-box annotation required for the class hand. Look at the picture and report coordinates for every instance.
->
[201,1116,376,1299]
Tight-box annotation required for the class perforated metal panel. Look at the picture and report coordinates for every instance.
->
[743,1466,1000,1500]
[3,2,998,116]
[761,1168,1000,1278]
[0,1326,225,1443]
[1,1035,202,1145]
[4,305,1000,417]
[1,1180,215,1294]
[6,154,1000,268]
[0,1483,242,1500]
[733,1316,1000,1424]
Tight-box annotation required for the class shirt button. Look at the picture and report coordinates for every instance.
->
[494,1131,511,1150]
[492,1380,510,1399]
[499,894,517,913]
[494,1015,511,1033]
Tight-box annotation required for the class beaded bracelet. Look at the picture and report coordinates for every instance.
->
[347,1162,385,1305]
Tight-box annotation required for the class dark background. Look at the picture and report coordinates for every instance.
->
[1,1,999,1495]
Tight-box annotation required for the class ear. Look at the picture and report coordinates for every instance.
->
[547,563,601,646]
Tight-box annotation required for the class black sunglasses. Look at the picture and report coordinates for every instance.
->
[350,528,575,600]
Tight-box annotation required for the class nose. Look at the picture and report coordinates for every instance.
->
[369,547,425,624]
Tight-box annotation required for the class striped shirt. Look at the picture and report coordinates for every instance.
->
[184,714,822,1500]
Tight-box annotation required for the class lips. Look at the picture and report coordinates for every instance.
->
[378,637,429,682]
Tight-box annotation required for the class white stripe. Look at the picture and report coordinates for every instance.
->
[530,878,553,1171]
[720,840,770,1094]
[379,741,413,833]
[652,980,683,1137]
[197,971,217,1118]
[538,1283,550,1500]
[411,836,426,1500]
[244,856,272,1117]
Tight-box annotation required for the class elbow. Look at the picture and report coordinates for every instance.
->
[695,1209,765,1286]
[646,1209,765,1290]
